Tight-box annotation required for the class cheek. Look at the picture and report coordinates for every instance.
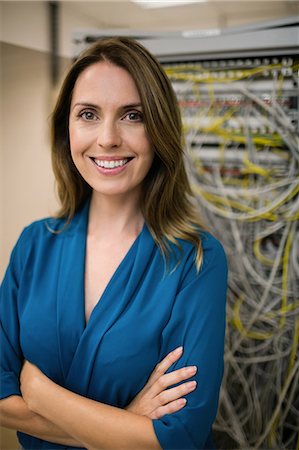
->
[143,133,154,165]
[69,126,79,157]
[138,132,153,159]
[146,152,155,171]
[69,126,91,158]
[144,143,155,167]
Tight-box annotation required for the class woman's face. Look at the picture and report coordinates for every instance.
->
[69,61,154,201]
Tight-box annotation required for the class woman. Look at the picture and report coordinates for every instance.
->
[0,37,227,449]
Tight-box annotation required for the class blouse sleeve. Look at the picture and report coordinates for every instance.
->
[0,229,28,399]
[153,236,228,449]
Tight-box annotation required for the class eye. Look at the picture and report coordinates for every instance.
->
[79,110,97,121]
[124,111,143,122]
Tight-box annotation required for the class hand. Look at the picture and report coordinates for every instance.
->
[126,346,197,419]
[20,360,49,411]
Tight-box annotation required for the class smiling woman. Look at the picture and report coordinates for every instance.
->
[68,61,154,199]
[0,37,228,450]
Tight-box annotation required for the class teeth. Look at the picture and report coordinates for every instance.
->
[94,158,128,169]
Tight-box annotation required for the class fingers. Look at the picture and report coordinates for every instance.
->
[127,347,198,420]
[156,380,197,406]
[147,346,184,385]
[150,365,197,397]
[151,398,187,420]
[149,379,197,419]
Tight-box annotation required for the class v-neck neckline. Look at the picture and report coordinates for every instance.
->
[83,227,145,329]
[82,201,146,328]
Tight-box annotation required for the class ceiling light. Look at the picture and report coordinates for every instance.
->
[182,28,221,38]
[133,0,207,9]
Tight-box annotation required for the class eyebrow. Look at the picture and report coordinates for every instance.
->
[72,102,143,111]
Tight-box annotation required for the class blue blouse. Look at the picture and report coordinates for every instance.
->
[0,201,227,449]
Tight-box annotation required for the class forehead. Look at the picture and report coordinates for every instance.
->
[71,61,141,105]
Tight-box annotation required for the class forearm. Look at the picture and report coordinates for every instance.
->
[0,395,82,447]
[27,379,161,450]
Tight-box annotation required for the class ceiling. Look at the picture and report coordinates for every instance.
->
[63,0,298,32]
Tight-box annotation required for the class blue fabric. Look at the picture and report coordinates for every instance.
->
[0,201,227,449]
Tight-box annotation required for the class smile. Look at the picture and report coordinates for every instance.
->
[92,158,132,169]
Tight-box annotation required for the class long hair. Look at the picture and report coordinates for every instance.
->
[51,37,206,270]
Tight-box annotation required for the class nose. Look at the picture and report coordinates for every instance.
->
[96,119,122,150]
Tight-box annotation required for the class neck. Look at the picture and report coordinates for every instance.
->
[88,191,144,238]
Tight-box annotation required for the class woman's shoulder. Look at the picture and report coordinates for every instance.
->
[10,218,63,262]
[200,230,227,273]
[8,215,77,273]
[19,203,88,242]
[179,229,227,264]
[19,215,68,240]
[15,202,89,256]
[176,229,227,287]
[200,230,227,257]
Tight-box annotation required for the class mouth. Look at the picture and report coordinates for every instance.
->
[91,157,134,169]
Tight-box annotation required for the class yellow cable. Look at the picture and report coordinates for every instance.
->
[268,416,279,448]
[192,186,277,220]
[286,212,299,222]
[166,63,286,84]
[279,229,293,329]
[242,156,272,178]
[253,238,276,266]
[232,296,274,340]
[197,126,283,147]
[288,318,299,376]
[261,301,299,320]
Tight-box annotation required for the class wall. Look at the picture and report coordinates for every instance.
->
[1,43,65,275]
[0,41,71,449]
[0,3,89,445]
[1,1,103,58]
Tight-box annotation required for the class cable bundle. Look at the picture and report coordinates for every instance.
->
[166,58,299,449]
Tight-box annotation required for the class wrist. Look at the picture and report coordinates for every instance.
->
[21,363,52,413]
[30,373,53,413]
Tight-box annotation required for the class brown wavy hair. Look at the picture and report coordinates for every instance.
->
[51,37,206,269]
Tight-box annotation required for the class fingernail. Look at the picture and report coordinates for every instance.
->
[178,398,187,406]
[187,365,197,373]
[174,346,183,355]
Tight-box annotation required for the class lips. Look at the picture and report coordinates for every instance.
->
[90,156,134,173]
[93,158,129,169]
